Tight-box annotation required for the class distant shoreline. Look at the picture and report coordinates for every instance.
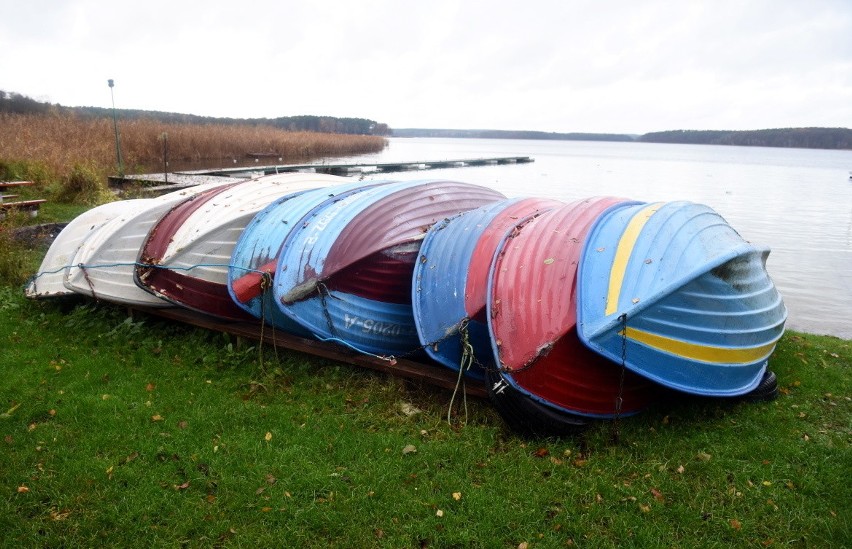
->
[392,127,852,151]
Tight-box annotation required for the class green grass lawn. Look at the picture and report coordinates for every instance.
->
[1,286,849,547]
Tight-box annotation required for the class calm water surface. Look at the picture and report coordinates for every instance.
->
[329,138,852,339]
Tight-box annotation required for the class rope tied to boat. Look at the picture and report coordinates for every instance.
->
[257,271,280,372]
[447,319,473,425]
[611,312,629,443]
[79,263,99,302]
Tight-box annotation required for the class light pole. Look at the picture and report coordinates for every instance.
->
[108,79,123,176]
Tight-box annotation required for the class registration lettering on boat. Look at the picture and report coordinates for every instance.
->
[344,314,408,337]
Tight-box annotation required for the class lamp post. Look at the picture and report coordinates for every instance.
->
[108,79,123,176]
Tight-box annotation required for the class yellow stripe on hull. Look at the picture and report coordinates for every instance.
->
[621,326,780,364]
[605,203,663,316]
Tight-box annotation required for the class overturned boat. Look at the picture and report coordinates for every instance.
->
[62,180,243,306]
[413,197,562,380]
[273,180,505,356]
[487,197,660,424]
[135,173,344,320]
[25,199,141,299]
[228,180,392,334]
[577,201,787,396]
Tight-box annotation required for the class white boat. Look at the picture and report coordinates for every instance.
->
[134,173,348,319]
[61,179,246,306]
[72,173,343,314]
[25,200,142,299]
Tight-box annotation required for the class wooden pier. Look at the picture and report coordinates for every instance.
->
[109,156,533,195]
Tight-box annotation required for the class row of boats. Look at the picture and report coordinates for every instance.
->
[27,174,788,435]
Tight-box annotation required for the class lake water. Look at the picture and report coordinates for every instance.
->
[327,137,852,339]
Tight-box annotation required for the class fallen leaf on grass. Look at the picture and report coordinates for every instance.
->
[49,509,70,521]
[650,488,665,502]
[639,504,651,513]
[17,485,29,493]
[402,444,417,455]
[696,452,712,462]
[452,492,462,501]
[151,414,164,422]
[174,481,190,490]
[730,519,742,530]
[399,402,423,416]
[435,509,444,517]
[145,383,155,392]
[534,447,549,458]
[264,432,272,442]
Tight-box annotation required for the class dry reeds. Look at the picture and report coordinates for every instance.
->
[0,112,387,185]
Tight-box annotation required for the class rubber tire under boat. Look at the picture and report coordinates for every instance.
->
[484,368,589,437]
[734,370,779,403]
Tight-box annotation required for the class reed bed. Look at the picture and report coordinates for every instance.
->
[0,112,386,188]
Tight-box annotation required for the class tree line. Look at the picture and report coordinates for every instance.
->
[392,128,635,142]
[638,128,852,150]
[4,90,849,149]
[0,90,391,136]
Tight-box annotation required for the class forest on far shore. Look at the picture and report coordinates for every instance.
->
[3,90,849,150]
[393,127,852,150]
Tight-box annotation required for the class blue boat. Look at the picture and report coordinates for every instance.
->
[577,201,787,396]
[228,180,389,335]
[412,197,561,379]
[273,180,505,356]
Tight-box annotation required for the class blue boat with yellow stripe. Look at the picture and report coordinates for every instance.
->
[577,201,787,396]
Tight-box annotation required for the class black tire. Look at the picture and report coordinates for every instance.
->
[738,370,779,402]
[485,368,589,437]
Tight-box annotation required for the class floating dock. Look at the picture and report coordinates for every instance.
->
[109,156,534,195]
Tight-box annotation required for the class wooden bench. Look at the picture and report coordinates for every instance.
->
[0,181,46,219]
[0,180,35,192]
[0,199,47,219]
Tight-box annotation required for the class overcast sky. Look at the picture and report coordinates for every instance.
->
[2,0,850,134]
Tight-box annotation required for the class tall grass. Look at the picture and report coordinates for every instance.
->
[0,112,387,190]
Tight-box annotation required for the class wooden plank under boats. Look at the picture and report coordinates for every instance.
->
[133,305,488,399]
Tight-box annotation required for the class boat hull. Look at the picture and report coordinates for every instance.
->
[274,180,506,356]
[413,197,562,379]
[26,200,139,299]
[135,173,345,320]
[228,180,390,334]
[577,201,787,396]
[488,197,659,418]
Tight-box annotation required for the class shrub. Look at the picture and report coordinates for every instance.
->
[58,162,114,205]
